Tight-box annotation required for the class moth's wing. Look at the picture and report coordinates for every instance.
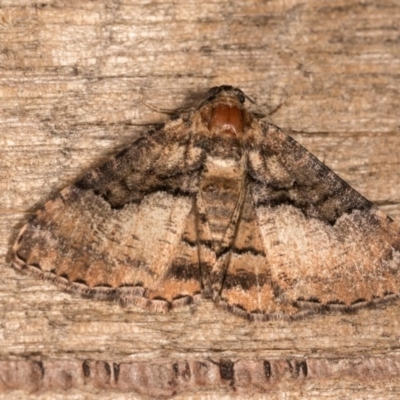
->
[219,123,400,320]
[12,120,207,311]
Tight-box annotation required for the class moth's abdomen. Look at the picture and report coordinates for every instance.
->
[200,156,245,246]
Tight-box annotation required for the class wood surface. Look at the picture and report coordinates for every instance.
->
[1,0,400,398]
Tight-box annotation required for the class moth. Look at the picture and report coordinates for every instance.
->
[11,85,400,321]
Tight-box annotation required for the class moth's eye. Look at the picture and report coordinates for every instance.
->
[234,88,246,104]
[206,86,222,100]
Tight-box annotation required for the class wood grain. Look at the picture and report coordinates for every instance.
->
[1,1,400,398]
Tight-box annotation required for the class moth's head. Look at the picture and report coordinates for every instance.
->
[205,86,246,104]
[200,85,247,138]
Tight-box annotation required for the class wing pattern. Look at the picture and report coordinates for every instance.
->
[12,86,400,320]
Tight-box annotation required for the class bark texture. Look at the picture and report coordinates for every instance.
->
[1,1,400,398]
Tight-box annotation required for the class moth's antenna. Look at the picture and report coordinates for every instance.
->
[243,92,284,118]
[139,94,180,115]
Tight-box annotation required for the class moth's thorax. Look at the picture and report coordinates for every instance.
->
[207,103,243,138]
[198,94,252,139]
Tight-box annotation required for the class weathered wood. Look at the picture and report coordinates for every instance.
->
[1,1,400,398]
